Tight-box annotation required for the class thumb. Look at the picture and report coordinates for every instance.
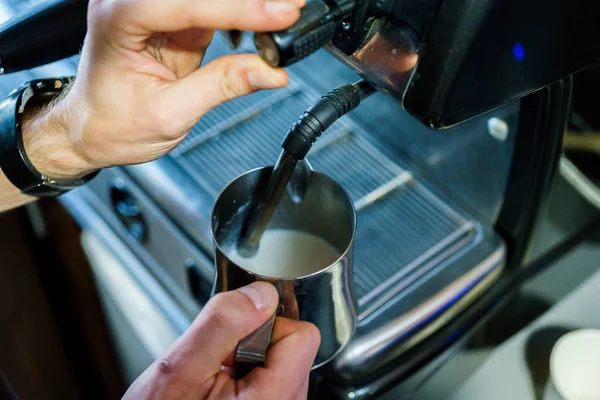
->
[161,53,288,130]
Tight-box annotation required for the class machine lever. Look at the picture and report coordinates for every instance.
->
[254,0,354,68]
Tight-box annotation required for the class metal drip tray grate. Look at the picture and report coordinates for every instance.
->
[171,82,303,158]
[353,184,476,313]
[171,33,480,319]
[308,133,410,206]
[177,87,351,196]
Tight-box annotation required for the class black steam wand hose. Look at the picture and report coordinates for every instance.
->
[237,79,375,257]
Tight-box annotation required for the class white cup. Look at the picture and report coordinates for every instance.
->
[550,329,600,400]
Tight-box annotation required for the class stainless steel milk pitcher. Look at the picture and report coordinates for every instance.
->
[210,165,357,374]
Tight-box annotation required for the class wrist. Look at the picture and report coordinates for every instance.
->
[21,86,97,181]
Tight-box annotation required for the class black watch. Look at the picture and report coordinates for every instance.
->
[0,77,98,197]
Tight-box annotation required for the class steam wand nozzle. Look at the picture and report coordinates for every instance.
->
[237,80,375,257]
[280,79,375,160]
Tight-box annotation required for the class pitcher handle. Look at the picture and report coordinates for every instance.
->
[234,282,284,378]
[234,312,277,379]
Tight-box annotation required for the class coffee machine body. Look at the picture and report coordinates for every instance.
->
[248,0,600,395]
[1,0,599,398]
[258,0,600,128]
[337,0,600,128]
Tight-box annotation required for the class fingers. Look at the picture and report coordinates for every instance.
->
[169,28,214,52]
[145,32,209,78]
[159,53,288,132]
[104,0,305,37]
[151,282,279,397]
[239,319,321,399]
[265,319,321,375]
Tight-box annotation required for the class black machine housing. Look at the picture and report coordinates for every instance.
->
[327,0,600,128]
[2,0,599,129]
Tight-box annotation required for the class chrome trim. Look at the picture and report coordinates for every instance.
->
[326,20,420,104]
[60,190,192,334]
[358,222,477,316]
[330,243,505,382]
[354,172,413,211]
[330,261,504,399]
[560,155,600,212]
[81,231,182,359]
[124,158,214,251]
[63,179,204,320]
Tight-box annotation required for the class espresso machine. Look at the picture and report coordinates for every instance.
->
[1,0,600,398]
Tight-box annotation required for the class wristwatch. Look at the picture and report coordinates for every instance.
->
[0,77,98,197]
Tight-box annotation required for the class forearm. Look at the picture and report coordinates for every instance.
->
[0,100,48,212]
[0,169,34,212]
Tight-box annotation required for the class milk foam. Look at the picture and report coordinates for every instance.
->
[227,229,340,278]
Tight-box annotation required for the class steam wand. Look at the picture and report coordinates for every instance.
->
[237,80,376,257]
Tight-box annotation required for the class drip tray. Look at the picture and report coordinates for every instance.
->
[170,36,491,321]
[176,125,477,319]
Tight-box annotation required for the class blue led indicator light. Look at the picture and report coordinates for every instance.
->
[513,43,526,62]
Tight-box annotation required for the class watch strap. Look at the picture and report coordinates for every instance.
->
[0,77,97,197]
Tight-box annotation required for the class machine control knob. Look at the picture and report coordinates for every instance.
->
[255,0,352,67]
[110,180,148,243]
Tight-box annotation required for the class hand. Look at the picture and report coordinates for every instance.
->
[22,0,305,180]
[123,282,320,400]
